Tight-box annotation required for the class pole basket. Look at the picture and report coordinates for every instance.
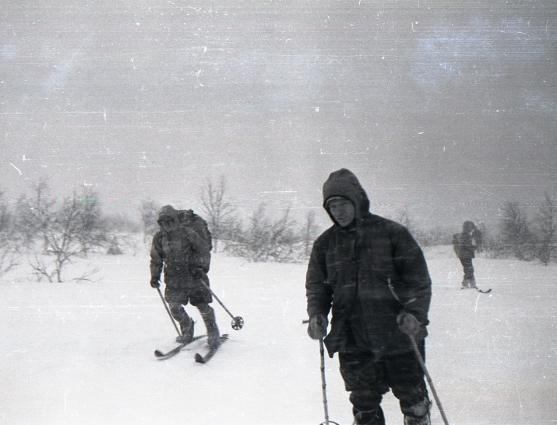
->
[231,316,244,330]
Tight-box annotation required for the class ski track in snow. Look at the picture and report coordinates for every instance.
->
[1,241,557,424]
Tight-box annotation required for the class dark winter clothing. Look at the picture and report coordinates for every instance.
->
[306,169,432,358]
[456,221,483,288]
[151,205,211,293]
[459,258,475,282]
[305,169,432,424]
[340,342,428,418]
[150,205,220,347]
[458,221,482,259]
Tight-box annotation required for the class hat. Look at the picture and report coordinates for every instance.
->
[325,196,350,208]
[157,205,179,224]
[463,221,476,231]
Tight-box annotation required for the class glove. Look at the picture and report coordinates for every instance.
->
[150,277,160,288]
[397,312,421,337]
[307,314,328,340]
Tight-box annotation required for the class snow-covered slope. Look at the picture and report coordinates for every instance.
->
[1,243,556,424]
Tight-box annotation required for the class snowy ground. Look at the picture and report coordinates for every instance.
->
[1,241,556,425]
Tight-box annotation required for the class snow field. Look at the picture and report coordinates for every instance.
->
[1,243,556,424]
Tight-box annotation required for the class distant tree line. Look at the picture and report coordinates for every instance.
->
[140,176,320,264]
[392,195,557,266]
[1,179,555,284]
[195,178,556,266]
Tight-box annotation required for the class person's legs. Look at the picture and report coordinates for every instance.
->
[196,303,220,348]
[467,258,477,287]
[385,344,430,424]
[350,392,386,425]
[339,350,388,425]
[164,286,194,342]
[190,274,220,348]
[459,258,475,288]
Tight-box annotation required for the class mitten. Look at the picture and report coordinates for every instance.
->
[397,312,421,336]
[150,277,160,288]
[307,314,328,340]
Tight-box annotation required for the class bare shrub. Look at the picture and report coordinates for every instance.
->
[499,201,533,260]
[139,198,160,243]
[532,194,557,265]
[301,210,320,258]
[228,203,303,263]
[0,189,19,276]
[200,176,239,253]
[18,184,108,282]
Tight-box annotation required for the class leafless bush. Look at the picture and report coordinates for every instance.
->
[301,210,320,258]
[227,203,304,263]
[139,198,160,243]
[499,201,533,260]
[17,184,108,282]
[0,189,20,276]
[30,255,100,283]
[73,266,101,283]
[30,255,57,282]
[200,176,239,254]
[531,194,557,265]
[0,248,19,277]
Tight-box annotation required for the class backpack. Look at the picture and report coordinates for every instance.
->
[452,233,461,257]
[177,210,212,272]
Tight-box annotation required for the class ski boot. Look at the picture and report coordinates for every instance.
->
[176,317,194,344]
[201,307,220,349]
[404,399,431,425]
[353,407,385,425]
[403,412,431,425]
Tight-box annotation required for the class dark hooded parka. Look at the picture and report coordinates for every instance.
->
[306,169,432,358]
[150,205,211,290]
[458,221,482,260]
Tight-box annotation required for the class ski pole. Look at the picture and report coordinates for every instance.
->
[156,287,182,338]
[387,279,450,424]
[409,335,450,425]
[303,320,339,425]
[198,278,244,330]
[318,338,339,425]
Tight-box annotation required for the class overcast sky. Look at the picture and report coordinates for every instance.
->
[1,0,556,230]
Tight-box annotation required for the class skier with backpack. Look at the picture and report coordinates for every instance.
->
[150,205,220,348]
[453,221,483,289]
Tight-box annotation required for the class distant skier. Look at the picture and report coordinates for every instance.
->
[305,169,432,425]
[454,221,483,289]
[150,205,220,348]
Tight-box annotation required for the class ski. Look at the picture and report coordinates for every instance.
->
[155,335,206,359]
[195,334,229,364]
[461,287,492,294]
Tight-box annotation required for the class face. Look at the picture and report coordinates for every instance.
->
[328,198,355,227]
[160,217,177,233]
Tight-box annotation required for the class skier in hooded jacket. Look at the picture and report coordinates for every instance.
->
[305,169,432,425]
[456,220,483,289]
[150,205,220,348]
